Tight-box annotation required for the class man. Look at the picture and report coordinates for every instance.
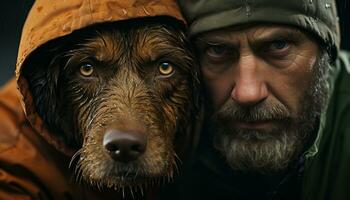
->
[161,0,350,199]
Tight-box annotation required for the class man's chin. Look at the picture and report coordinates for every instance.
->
[213,129,302,174]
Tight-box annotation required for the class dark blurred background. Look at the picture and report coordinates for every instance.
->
[0,0,349,86]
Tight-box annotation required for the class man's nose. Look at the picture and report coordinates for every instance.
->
[231,55,268,106]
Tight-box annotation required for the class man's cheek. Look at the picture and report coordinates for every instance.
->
[202,71,234,110]
[267,73,309,119]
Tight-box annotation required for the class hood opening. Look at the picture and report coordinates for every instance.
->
[19,16,186,155]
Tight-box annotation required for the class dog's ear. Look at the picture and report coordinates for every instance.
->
[22,42,79,149]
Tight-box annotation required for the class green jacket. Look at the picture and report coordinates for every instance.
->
[160,51,350,200]
[304,50,350,200]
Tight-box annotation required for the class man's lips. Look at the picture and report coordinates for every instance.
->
[232,120,277,130]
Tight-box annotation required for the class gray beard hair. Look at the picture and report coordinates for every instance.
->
[211,51,331,174]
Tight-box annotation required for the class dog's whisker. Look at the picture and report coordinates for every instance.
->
[167,173,171,183]
[173,152,182,175]
[74,167,80,182]
[77,165,85,184]
[174,152,182,165]
[99,182,104,191]
[173,160,179,176]
[75,159,83,174]
[125,168,131,177]
[139,185,144,196]
[134,168,140,180]
[122,186,125,199]
[72,161,82,182]
[129,185,135,199]
[69,149,82,169]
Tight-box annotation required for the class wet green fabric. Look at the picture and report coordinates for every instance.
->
[303,51,350,200]
[178,0,340,60]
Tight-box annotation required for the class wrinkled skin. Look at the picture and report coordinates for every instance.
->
[23,17,199,191]
[195,24,329,173]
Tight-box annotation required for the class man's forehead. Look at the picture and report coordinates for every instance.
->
[197,24,304,43]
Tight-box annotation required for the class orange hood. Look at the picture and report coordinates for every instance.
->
[15,0,185,156]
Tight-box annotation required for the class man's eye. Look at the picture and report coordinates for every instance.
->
[206,44,229,59]
[269,40,290,51]
[79,63,94,77]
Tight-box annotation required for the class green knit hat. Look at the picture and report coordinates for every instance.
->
[178,0,340,60]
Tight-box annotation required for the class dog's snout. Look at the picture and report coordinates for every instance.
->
[103,129,147,163]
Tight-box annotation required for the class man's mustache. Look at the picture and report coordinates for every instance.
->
[212,99,292,123]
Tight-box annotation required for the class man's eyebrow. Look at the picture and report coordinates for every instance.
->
[195,36,239,48]
[251,29,305,43]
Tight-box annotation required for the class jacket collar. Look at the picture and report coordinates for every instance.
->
[304,58,341,159]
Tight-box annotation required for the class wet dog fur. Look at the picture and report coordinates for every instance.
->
[22,17,199,195]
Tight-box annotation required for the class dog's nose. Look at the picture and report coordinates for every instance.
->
[103,129,147,163]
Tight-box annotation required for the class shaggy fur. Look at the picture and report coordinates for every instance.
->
[22,17,199,195]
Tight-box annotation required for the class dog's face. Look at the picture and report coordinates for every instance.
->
[23,18,198,190]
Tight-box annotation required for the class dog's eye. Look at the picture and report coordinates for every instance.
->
[80,63,94,77]
[158,62,174,76]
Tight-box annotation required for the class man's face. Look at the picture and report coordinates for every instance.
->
[195,24,329,173]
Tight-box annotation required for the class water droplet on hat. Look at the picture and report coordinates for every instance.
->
[245,5,252,17]
[122,9,127,15]
[325,3,331,9]
[243,0,252,17]
[62,24,71,32]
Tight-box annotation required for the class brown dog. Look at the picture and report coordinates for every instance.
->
[21,17,199,198]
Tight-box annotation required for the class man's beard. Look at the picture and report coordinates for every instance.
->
[209,52,331,174]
